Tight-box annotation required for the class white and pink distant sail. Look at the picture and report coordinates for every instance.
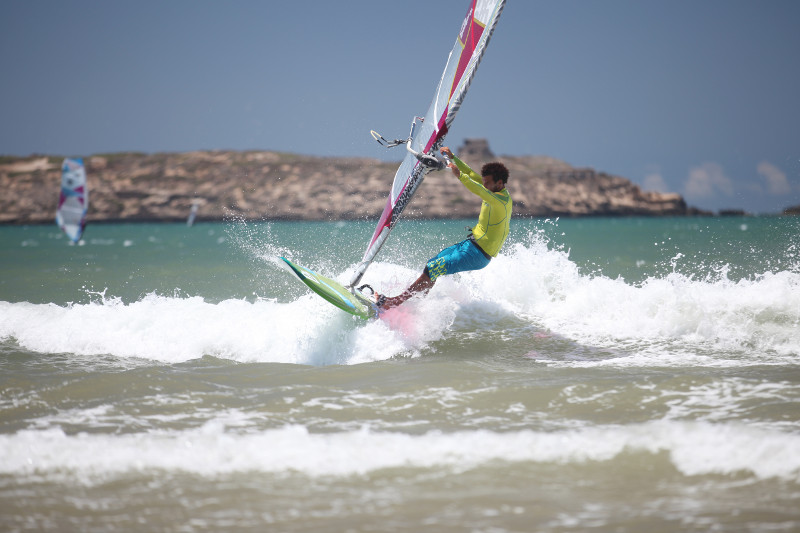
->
[56,158,88,243]
[350,0,506,287]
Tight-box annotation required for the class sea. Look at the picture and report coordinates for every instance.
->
[1,216,799,532]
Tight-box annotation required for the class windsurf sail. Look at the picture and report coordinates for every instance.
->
[187,201,199,227]
[349,0,506,288]
[56,157,88,243]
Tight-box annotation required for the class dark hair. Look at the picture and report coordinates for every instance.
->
[481,162,509,184]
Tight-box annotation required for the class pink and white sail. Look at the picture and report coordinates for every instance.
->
[350,0,506,287]
[56,158,88,243]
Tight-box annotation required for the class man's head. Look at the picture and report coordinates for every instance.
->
[481,162,509,192]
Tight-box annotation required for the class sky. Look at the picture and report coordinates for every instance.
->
[2,0,799,214]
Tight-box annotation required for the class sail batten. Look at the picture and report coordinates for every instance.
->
[350,0,505,287]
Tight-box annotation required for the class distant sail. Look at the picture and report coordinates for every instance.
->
[56,158,88,243]
[187,202,199,227]
[350,0,506,287]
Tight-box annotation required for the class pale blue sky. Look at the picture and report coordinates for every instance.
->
[2,1,799,214]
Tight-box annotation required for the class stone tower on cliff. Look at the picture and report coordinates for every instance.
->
[456,139,495,160]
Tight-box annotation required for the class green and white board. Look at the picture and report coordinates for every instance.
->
[281,257,378,320]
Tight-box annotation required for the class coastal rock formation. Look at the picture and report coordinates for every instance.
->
[436,140,692,218]
[0,141,699,224]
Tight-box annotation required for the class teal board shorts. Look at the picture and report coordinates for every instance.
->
[425,238,491,281]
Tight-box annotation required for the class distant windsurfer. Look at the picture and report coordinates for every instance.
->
[376,146,512,310]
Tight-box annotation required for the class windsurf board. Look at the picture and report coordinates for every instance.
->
[281,257,378,320]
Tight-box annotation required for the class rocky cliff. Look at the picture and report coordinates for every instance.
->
[0,140,700,224]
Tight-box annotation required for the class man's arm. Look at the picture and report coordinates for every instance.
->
[440,147,499,203]
[440,146,480,183]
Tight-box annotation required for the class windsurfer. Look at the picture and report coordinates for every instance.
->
[376,146,512,311]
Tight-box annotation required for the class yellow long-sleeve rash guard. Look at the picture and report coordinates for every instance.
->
[452,156,512,257]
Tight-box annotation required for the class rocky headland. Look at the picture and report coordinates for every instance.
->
[0,140,707,225]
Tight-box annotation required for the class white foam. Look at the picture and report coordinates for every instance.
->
[0,294,414,365]
[2,232,798,365]
[2,421,798,484]
[482,234,800,362]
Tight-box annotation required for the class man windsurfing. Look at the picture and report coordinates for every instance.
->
[376,146,512,310]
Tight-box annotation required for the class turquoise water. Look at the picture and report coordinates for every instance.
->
[1,217,799,531]
[3,217,795,304]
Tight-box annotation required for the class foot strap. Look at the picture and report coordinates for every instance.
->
[357,284,374,295]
